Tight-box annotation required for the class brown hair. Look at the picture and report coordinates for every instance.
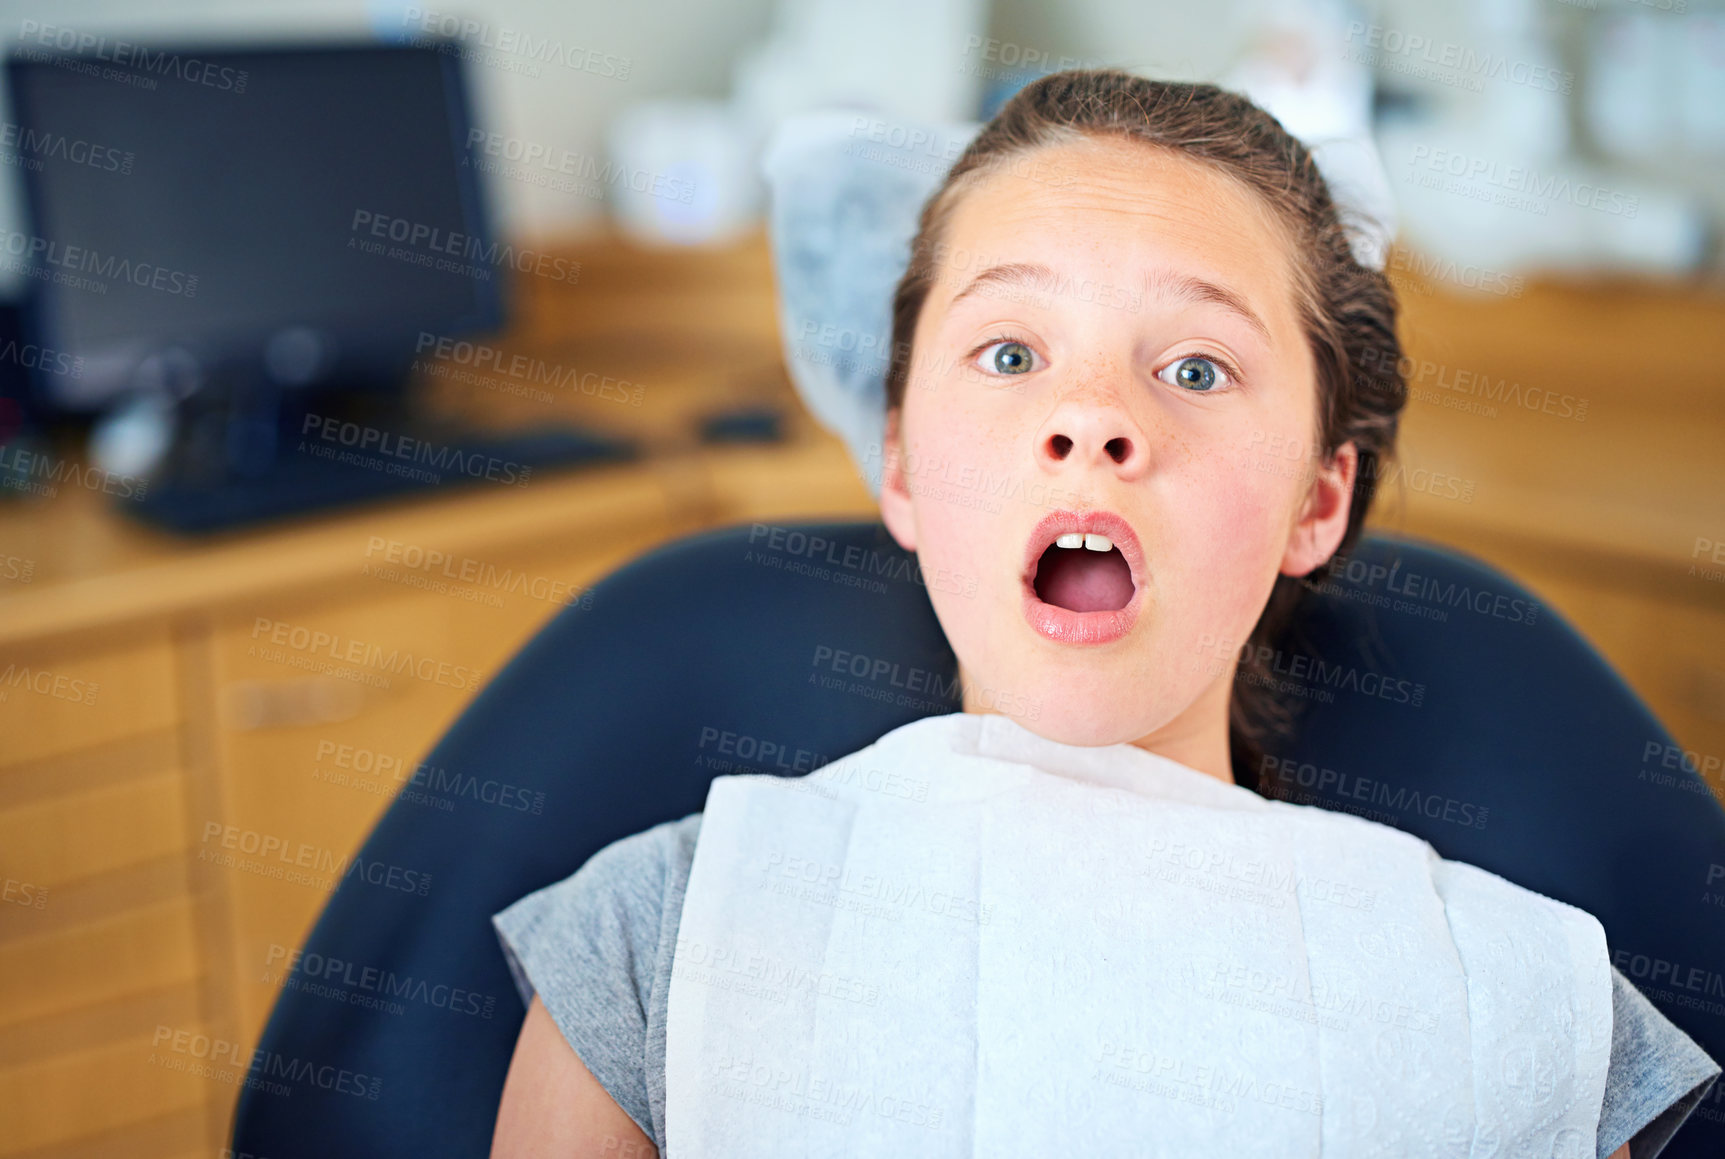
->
[882,68,1408,791]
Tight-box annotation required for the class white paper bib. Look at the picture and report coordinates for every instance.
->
[666,712,1612,1157]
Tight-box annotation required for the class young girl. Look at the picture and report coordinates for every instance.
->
[488,70,1719,1157]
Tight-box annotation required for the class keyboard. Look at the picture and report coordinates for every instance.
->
[115,399,787,534]
[119,423,639,534]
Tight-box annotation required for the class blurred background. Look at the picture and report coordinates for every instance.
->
[0,0,1721,1154]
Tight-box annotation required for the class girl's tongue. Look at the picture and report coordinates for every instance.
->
[1033,544,1135,612]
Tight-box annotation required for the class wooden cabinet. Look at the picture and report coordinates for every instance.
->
[0,627,211,1156]
[0,453,694,1157]
[0,631,179,768]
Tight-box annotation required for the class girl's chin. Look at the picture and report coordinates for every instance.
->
[965,696,1152,747]
[1017,715,1138,748]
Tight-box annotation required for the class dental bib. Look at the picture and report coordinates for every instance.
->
[666,712,1612,1157]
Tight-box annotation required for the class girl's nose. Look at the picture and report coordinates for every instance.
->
[1039,392,1149,477]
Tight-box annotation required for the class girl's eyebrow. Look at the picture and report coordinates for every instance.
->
[1142,268,1272,345]
[947,260,1272,345]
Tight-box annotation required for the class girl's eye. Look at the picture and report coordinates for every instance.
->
[973,338,1039,377]
[1158,355,1232,393]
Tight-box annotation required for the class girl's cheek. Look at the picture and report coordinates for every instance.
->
[1159,462,1280,592]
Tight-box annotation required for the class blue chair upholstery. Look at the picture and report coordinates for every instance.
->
[228,519,1725,1157]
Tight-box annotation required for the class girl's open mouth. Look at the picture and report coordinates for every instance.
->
[1021,509,1146,645]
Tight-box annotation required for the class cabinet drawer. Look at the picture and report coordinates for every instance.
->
[0,1028,214,1156]
[212,520,687,859]
[0,897,200,1028]
[208,523,683,1040]
[212,584,487,1040]
[0,772,188,892]
[0,630,179,769]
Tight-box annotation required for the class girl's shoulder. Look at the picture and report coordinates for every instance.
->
[585,810,703,895]
[1603,965,1721,1156]
[492,811,702,979]
[490,811,703,1152]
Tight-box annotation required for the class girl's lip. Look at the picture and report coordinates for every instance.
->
[1020,509,1147,645]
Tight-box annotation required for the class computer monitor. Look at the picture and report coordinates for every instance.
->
[3,40,504,411]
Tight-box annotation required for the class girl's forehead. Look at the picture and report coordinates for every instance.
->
[933,139,1302,335]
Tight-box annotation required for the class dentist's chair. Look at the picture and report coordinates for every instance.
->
[229,111,1725,1158]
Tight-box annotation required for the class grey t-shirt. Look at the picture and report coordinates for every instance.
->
[492,812,1722,1158]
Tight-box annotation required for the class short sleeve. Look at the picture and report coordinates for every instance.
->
[491,819,687,1143]
[1597,963,1722,1158]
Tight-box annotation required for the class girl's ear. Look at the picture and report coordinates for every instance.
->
[1282,440,1358,577]
[878,407,918,554]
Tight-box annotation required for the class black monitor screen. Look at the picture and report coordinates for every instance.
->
[5,41,502,407]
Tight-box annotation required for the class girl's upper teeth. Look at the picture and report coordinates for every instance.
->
[1055,532,1114,552]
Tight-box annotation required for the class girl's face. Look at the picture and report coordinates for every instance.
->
[878,134,1357,778]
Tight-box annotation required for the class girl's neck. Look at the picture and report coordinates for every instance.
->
[956,670,1237,788]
